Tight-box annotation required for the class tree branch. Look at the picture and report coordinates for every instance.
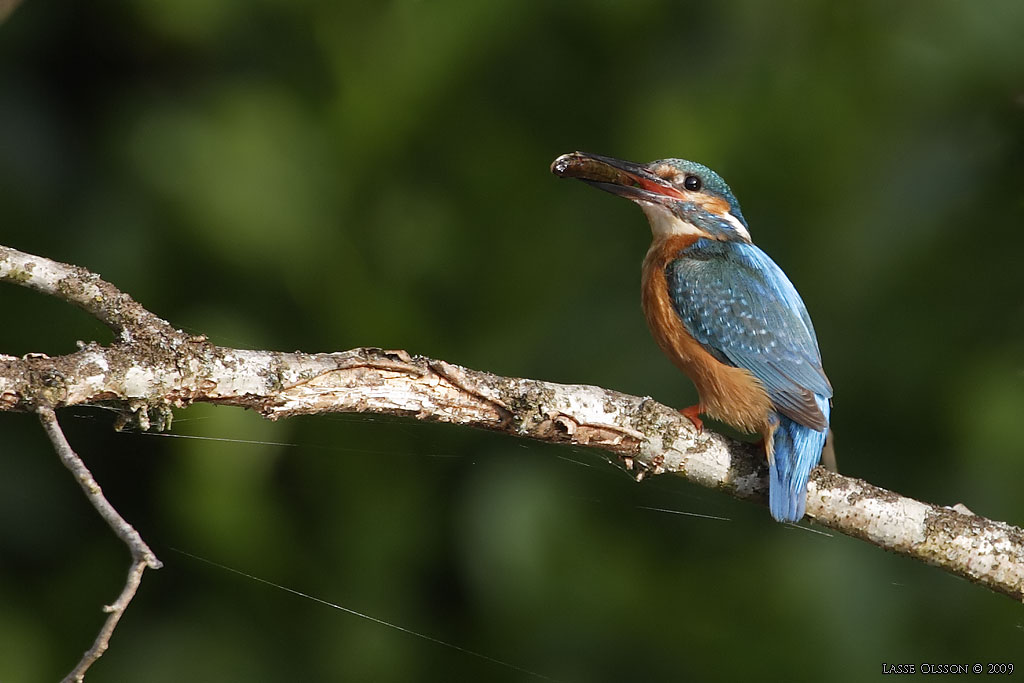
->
[37,407,161,682]
[2,242,1023,679]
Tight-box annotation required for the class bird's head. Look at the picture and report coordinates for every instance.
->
[551,152,750,243]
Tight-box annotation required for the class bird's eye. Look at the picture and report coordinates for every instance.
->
[683,175,702,191]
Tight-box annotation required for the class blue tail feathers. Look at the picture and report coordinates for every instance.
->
[768,399,830,523]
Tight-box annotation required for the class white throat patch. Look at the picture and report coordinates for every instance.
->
[639,202,703,239]
[720,211,752,242]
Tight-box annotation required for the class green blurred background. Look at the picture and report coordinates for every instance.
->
[2,1,1023,680]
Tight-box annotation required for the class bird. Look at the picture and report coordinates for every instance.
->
[551,152,832,522]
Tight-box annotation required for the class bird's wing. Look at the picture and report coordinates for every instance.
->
[666,240,832,430]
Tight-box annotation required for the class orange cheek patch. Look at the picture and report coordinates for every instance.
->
[698,195,731,214]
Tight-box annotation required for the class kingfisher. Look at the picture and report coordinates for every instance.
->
[551,152,832,522]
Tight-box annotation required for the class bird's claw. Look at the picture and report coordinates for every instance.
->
[679,404,704,433]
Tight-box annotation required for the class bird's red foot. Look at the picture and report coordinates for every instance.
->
[679,404,704,433]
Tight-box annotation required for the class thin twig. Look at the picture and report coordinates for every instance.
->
[37,407,161,682]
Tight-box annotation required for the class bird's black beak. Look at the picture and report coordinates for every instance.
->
[551,152,683,205]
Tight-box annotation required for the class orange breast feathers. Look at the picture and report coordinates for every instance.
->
[641,236,775,436]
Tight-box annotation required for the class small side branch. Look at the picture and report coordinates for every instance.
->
[0,244,178,343]
[38,407,161,682]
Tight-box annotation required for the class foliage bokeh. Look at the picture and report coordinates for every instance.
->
[2,1,1023,680]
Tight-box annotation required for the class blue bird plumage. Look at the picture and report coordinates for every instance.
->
[667,239,832,522]
[552,151,833,522]
[667,239,831,428]
[769,399,830,521]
